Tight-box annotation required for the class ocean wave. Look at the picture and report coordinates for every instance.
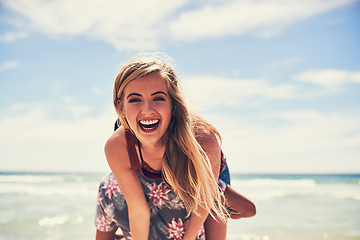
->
[0,173,101,184]
[0,183,98,196]
[38,215,84,228]
[232,189,360,202]
[38,215,69,227]
[245,190,288,201]
[231,178,317,187]
[0,174,66,183]
[230,179,360,201]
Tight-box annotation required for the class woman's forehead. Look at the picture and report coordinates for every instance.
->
[124,73,168,95]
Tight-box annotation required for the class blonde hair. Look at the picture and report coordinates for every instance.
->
[113,55,227,221]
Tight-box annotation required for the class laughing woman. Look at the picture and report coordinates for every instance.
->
[95,56,256,240]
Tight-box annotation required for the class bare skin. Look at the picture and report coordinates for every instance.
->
[225,185,256,219]
[104,128,151,240]
[95,227,120,240]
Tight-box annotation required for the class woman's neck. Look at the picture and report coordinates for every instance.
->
[138,142,165,171]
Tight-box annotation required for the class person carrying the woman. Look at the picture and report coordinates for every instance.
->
[95,55,256,240]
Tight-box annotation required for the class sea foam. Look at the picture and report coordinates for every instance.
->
[232,178,317,187]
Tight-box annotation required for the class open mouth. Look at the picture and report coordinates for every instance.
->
[139,119,160,131]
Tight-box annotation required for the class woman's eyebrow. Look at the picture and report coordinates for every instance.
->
[126,93,141,99]
[151,91,167,96]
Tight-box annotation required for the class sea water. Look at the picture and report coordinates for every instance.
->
[227,174,360,240]
[0,172,359,240]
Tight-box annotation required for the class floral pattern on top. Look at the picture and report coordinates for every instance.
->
[166,218,189,240]
[103,175,121,200]
[148,182,171,207]
[95,173,205,240]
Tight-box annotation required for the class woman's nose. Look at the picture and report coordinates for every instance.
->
[141,100,155,114]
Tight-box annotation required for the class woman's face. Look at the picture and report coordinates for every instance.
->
[120,73,172,147]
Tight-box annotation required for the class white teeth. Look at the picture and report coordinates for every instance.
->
[139,119,159,125]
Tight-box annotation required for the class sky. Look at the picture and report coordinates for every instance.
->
[0,0,359,174]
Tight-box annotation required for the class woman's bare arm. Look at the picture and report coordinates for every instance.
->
[104,128,150,240]
[224,185,256,219]
[182,130,223,240]
[96,228,118,240]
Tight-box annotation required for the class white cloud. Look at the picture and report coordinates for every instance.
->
[293,69,360,88]
[0,61,20,72]
[1,0,187,51]
[169,0,356,41]
[0,103,117,172]
[1,102,359,173]
[181,75,298,109]
[209,110,360,173]
[1,0,356,50]
[0,31,27,42]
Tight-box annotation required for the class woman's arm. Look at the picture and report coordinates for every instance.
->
[203,184,257,240]
[182,130,224,240]
[96,228,118,240]
[224,185,256,219]
[104,128,150,240]
[96,228,126,240]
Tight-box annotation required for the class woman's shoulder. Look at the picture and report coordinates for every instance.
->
[106,126,127,147]
[193,114,221,144]
[195,127,220,152]
[104,126,129,166]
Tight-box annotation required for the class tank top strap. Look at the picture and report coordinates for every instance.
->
[125,129,141,172]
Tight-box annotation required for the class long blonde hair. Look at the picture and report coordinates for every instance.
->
[113,56,227,221]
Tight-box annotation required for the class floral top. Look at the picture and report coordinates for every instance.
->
[95,129,228,239]
[95,172,205,240]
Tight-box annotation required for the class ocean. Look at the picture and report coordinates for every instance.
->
[0,172,359,240]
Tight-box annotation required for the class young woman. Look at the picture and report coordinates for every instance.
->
[95,56,255,240]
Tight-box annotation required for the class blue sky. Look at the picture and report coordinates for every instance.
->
[0,0,359,173]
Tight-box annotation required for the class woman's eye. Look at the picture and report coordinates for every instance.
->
[154,97,165,102]
[129,98,141,103]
